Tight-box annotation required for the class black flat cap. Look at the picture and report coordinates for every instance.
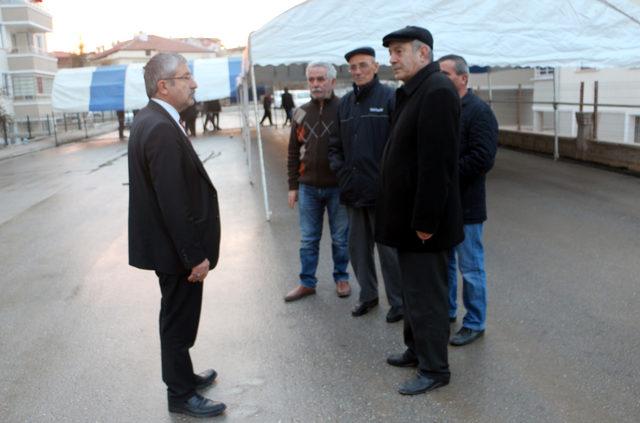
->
[344,46,375,62]
[382,26,433,49]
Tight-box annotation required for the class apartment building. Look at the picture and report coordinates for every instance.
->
[0,0,56,122]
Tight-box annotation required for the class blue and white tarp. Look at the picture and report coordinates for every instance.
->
[52,57,243,112]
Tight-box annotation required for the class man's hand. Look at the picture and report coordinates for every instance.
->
[288,190,298,209]
[416,231,433,242]
[188,258,210,283]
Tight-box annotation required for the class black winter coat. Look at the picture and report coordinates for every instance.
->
[375,62,464,252]
[458,89,498,223]
[328,77,395,207]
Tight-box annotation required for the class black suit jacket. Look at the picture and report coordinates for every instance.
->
[128,100,220,274]
[375,62,464,252]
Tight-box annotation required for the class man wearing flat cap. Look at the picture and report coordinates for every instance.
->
[375,26,463,395]
[329,47,403,322]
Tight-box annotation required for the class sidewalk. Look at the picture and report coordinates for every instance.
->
[0,120,119,162]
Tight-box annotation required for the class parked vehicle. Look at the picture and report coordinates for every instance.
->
[273,89,311,109]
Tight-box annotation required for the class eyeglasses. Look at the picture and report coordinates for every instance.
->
[348,62,373,72]
[164,73,193,81]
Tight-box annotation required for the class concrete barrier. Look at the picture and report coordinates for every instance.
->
[499,129,640,174]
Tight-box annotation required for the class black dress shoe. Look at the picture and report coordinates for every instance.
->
[194,368,218,389]
[386,306,404,323]
[351,298,379,316]
[450,327,485,346]
[398,372,449,395]
[169,393,226,418]
[386,350,418,367]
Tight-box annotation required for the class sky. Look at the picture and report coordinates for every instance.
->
[44,0,306,53]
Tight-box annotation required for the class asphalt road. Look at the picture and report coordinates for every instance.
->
[0,127,639,422]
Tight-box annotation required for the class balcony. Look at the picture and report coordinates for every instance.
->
[7,50,57,73]
[0,1,52,33]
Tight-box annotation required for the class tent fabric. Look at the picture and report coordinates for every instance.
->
[249,0,640,68]
[52,57,243,112]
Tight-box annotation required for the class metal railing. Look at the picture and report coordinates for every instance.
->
[2,111,121,147]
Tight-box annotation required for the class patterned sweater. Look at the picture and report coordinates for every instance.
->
[287,94,340,190]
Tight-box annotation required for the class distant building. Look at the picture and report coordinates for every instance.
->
[90,33,215,66]
[0,0,56,120]
[53,50,86,69]
[175,37,223,54]
[468,67,640,145]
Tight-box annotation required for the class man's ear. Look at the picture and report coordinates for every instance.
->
[156,80,168,96]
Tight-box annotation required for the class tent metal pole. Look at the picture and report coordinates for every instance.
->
[487,67,493,108]
[242,77,252,181]
[553,67,559,160]
[250,62,272,221]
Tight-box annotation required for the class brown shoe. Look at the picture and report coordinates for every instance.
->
[336,280,351,298]
[284,285,316,302]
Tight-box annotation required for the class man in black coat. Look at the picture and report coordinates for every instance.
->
[128,53,225,418]
[376,27,463,395]
[329,46,403,322]
[281,87,295,126]
[439,54,498,347]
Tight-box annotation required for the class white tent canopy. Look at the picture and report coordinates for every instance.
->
[243,0,640,221]
[249,0,640,68]
[52,57,242,113]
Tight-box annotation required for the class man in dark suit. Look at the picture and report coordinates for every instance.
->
[375,27,463,395]
[128,53,225,418]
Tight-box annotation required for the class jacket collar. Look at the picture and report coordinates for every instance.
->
[353,75,379,100]
[400,61,441,97]
[146,100,214,188]
[461,88,474,107]
[311,92,336,106]
[147,100,189,141]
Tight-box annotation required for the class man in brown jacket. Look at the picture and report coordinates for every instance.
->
[284,62,351,302]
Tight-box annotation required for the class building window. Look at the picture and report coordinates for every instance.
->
[635,116,640,144]
[12,75,36,100]
[535,67,555,80]
[145,49,151,56]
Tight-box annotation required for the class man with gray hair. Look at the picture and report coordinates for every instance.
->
[128,53,226,418]
[284,62,351,302]
[439,54,498,347]
[376,26,463,395]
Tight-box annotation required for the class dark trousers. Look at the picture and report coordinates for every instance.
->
[156,271,203,401]
[260,109,272,125]
[284,108,293,126]
[347,206,402,306]
[185,118,196,137]
[398,250,451,381]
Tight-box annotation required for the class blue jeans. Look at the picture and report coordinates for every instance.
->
[448,223,487,331]
[298,183,349,288]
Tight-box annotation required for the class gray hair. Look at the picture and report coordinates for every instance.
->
[143,53,187,98]
[411,40,434,62]
[305,61,337,80]
[438,54,469,75]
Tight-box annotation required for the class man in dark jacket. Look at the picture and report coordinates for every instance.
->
[329,47,403,322]
[128,53,225,417]
[376,27,463,395]
[439,54,498,346]
[284,62,350,302]
[281,87,295,126]
[260,93,273,126]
